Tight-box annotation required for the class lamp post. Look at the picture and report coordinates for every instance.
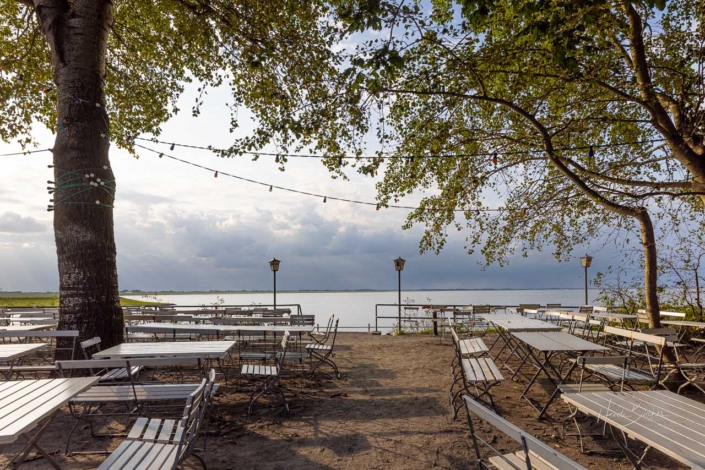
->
[269,258,281,309]
[394,257,406,334]
[580,255,593,305]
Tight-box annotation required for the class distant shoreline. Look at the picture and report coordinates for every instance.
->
[2,288,594,296]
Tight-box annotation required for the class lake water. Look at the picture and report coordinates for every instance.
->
[124,289,600,332]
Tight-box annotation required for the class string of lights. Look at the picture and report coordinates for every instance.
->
[135,143,498,212]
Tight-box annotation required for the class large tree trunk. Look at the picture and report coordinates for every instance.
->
[638,209,661,329]
[36,0,123,356]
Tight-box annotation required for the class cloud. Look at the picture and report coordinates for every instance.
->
[0,212,47,233]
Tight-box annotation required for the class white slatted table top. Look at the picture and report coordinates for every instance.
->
[0,343,47,362]
[511,332,609,352]
[0,377,100,444]
[125,323,312,335]
[0,325,55,332]
[662,320,705,328]
[479,314,562,332]
[562,390,705,469]
[92,341,236,359]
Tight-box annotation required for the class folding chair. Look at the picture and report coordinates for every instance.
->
[241,331,291,414]
[98,369,217,469]
[307,319,341,379]
[308,314,334,344]
[81,337,141,382]
[559,356,627,453]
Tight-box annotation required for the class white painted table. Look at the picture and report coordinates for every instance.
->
[0,377,100,468]
[511,332,609,418]
[0,344,46,362]
[0,344,48,380]
[125,323,312,336]
[92,341,236,359]
[562,390,705,469]
[479,314,561,366]
[0,325,55,332]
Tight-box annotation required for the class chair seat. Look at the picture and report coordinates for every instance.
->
[462,358,504,384]
[489,450,561,470]
[71,383,218,403]
[100,366,141,382]
[583,363,655,383]
[306,343,331,351]
[98,439,179,469]
[458,338,489,356]
[241,364,278,376]
[127,417,184,444]
[239,352,273,360]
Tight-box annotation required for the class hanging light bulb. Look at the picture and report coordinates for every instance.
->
[42,87,52,95]
[588,145,595,158]
[376,204,380,211]
[170,143,175,151]
[338,157,343,167]
[275,155,280,163]
[269,185,273,192]
[323,196,327,203]
[158,153,163,158]
[492,153,498,165]
[214,171,218,178]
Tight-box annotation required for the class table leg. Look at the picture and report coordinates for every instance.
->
[8,410,62,470]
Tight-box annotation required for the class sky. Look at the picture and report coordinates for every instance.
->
[0,82,606,293]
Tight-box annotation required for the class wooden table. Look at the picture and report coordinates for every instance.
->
[479,314,561,367]
[562,390,705,469]
[125,323,312,336]
[0,344,47,379]
[511,332,609,418]
[93,341,236,359]
[0,377,100,468]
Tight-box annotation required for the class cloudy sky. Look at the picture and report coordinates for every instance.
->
[0,82,605,292]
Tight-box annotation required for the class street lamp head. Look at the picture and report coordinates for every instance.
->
[394,257,406,271]
[580,254,593,268]
[269,258,281,272]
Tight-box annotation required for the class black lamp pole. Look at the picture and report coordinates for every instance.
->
[269,258,281,309]
[394,257,406,334]
[580,255,593,305]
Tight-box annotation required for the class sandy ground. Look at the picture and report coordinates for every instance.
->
[0,333,697,469]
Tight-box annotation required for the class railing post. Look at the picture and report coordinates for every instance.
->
[433,310,438,336]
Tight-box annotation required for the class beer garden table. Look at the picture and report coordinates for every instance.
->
[511,331,609,418]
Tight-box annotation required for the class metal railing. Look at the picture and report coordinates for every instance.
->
[374,304,584,334]
[127,303,305,315]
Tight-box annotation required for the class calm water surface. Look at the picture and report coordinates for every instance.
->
[125,289,601,332]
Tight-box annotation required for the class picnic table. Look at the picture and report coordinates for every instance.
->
[479,314,562,369]
[125,323,312,337]
[0,344,47,379]
[0,377,100,468]
[562,390,705,469]
[93,341,236,360]
[511,331,609,418]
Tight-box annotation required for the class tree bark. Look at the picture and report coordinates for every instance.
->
[637,209,661,328]
[35,0,123,356]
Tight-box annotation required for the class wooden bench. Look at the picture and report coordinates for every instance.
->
[463,395,587,470]
[451,328,489,357]
[450,328,504,417]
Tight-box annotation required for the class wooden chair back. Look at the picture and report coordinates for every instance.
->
[289,314,315,326]
[546,303,562,309]
[463,396,587,470]
[579,306,594,314]
[576,355,628,391]
[472,305,492,315]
